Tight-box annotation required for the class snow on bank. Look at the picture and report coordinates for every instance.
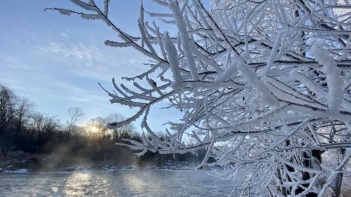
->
[1,164,207,174]
[4,168,29,173]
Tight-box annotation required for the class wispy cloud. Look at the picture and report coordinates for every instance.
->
[0,53,33,70]
[37,41,148,83]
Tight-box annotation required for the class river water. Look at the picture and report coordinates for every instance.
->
[0,169,236,197]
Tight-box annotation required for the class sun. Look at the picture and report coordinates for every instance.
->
[89,126,99,133]
[83,123,99,134]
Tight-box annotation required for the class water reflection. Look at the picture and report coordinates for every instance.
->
[0,170,235,197]
[64,172,94,196]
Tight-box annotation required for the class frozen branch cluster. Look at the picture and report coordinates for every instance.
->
[47,0,351,196]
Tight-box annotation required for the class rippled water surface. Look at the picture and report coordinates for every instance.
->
[0,170,235,197]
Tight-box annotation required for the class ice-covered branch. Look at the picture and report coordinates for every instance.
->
[50,0,351,196]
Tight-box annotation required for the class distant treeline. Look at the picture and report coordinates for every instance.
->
[0,84,207,167]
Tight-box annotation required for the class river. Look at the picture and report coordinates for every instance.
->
[0,169,236,197]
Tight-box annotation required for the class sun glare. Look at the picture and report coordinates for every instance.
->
[83,123,100,134]
[90,126,99,133]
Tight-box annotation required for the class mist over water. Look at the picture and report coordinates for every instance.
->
[0,170,234,197]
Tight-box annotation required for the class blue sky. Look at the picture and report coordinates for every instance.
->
[0,0,181,132]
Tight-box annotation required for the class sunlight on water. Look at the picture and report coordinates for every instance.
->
[0,170,235,197]
[61,171,115,196]
[64,172,94,196]
[51,186,58,193]
[123,173,148,195]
